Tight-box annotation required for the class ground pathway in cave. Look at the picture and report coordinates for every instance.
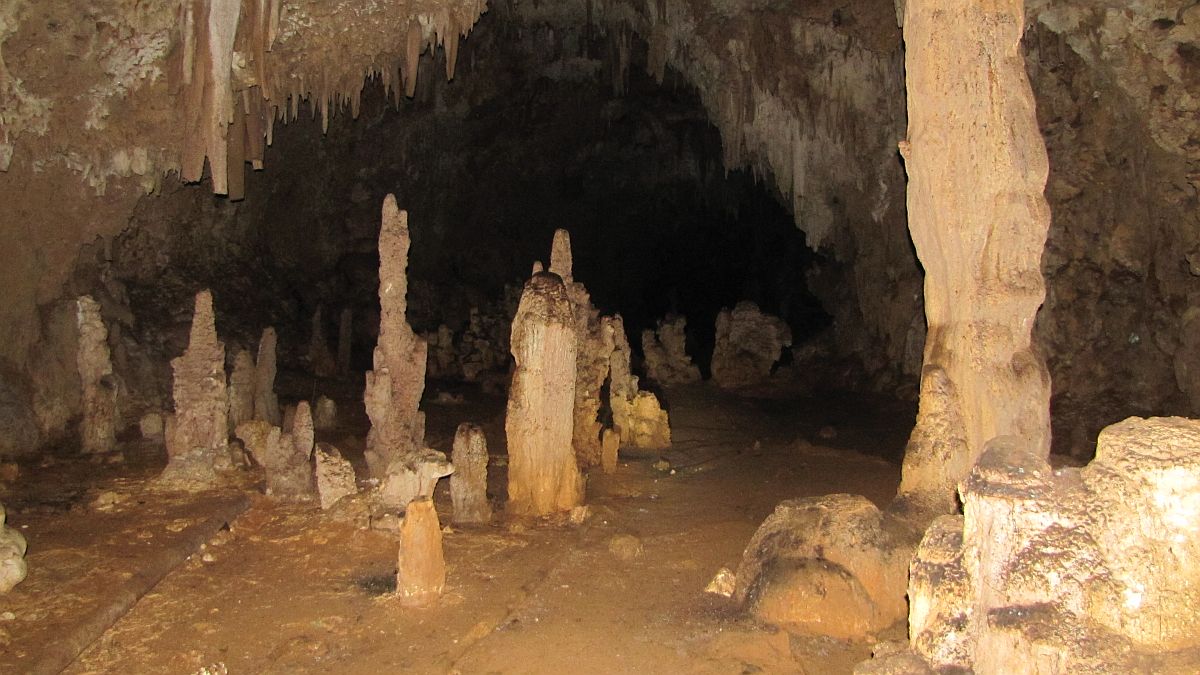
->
[1,383,912,674]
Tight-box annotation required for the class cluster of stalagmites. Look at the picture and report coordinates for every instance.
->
[642,315,700,385]
[421,305,513,384]
[710,302,792,388]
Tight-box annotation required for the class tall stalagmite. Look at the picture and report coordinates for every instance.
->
[364,195,427,478]
[254,327,281,426]
[895,0,1052,515]
[506,272,583,516]
[75,295,117,454]
[162,290,228,486]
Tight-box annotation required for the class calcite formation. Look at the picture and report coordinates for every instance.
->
[253,327,281,426]
[0,503,27,593]
[226,348,256,433]
[75,295,118,454]
[337,307,353,375]
[600,428,620,474]
[882,417,1200,673]
[306,306,337,377]
[364,196,427,478]
[379,449,453,511]
[396,497,446,608]
[506,272,584,517]
[312,396,337,431]
[710,302,792,389]
[625,392,671,451]
[641,315,700,386]
[162,290,229,486]
[234,419,273,465]
[259,401,316,501]
[896,0,1052,515]
[605,315,671,452]
[450,423,491,525]
[314,443,357,510]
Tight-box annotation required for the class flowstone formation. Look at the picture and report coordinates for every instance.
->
[710,302,792,389]
[506,272,584,517]
[75,296,118,454]
[396,497,445,608]
[226,349,256,433]
[641,315,700,386]
[858,418,1200,673]
[450,423,491,525]
[550,230,609,469]
[254,327,281,426]
[0,503,27,593]
[364,196,428,478]
[162,290,229,486]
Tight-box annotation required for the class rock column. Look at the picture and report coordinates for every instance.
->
[254,327,281,426]
[506,272,583,516]
[396,497,445,607]
[75,295,117,454]
[896,0,1052,514]
[162,290,228,485]
[364,195,427,477]
[451,423,491,524]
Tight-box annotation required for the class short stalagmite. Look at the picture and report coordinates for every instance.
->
[161,290,229,486]
[641,315,700,385]
[314,443,356,510]
[396,497,445,608]
[601,428,620,474]
[307,305,337,377]
[710,302,792,388]
[227,349,255,433]
[337,307,353,375]
[450,423,491,524]
[254,327,281,426]
[75,295,118,454]
[605,316,671,452]
[313,396,337,431]
[259,401,316,501]
[506,272,583,517]
[364,195,427,478]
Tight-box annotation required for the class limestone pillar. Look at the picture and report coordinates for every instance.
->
[260,400,316,501]
[227,348,255,433]
[396,496,445,607]
[506,272,583,516]
[253,327,281,426]
[364,195,427,478]
[162,290,228,485]
[896,0,1052,514]
[450,422,491,524]
[75,295,117,454]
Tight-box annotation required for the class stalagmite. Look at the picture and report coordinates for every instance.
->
[234,420,272,465]
[314,443,356,510]
[604,315,671,452]
[307,306,337,377]
[379,449,453,511]
[0,503,27,593]
[227,349,255,433]
[895,0,1052,515]
[601,428,620,474]
[450,423,491,524]
[161,290,229,486]
[259,401,316,501]
[626,392,671,451]
[710,302,792,388]
[395,497,445,608]
[364,196,427,478]
[506,272,583,517]
[549,229,573,283]
[75,295,118,454]
[337,307,353,374]
[254,327,281,426]
[313,396,337,431]
[641,315,701,385]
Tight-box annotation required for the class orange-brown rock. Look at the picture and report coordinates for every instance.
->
[396,497,446,608]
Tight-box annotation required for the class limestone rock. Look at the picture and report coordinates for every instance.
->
[364,196,428,478]
[641,315,700,385]
[313,396,337,431]
[380,448,453,511]
[608,534,644,561]
[710,302,792,388]
[139,412,164,441]
[600,428,620,474]
[281,404,296,433]
[625,392,671,451]
[734,494,916,640]
[226,348,255,433]
[76,295,118,454]
[258,402,316,501]
[234,420,273,466]
[162,290,229,487]
[749,558,880,641]
[450,423,491,525]
[315,443,357,510]
[396,497,445,607]
[0,504,27,593]
[253,327,281,426]
[506,272,584,516]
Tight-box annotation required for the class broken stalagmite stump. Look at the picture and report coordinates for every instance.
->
[506,272,583,516]
[450,423,491,524]
[380,449,453,510]
[76,295,118,454]
[710,302,792,389]
[254,327,281,426]
[364,195,427,478]
[162,290,229,486]
[396,497,445,607]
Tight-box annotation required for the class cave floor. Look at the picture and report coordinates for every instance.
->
[1,381,913,674]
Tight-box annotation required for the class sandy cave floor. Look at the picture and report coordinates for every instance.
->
[0,380,915,674]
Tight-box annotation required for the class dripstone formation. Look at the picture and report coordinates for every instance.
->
[396,497,446,608]
[450,423,491,524]
[710,302,792,388]
[641,315,700,385]
[161,290,228,487]
[254,327,281,426]
[364,195,428,478]
[75,295,118,455]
